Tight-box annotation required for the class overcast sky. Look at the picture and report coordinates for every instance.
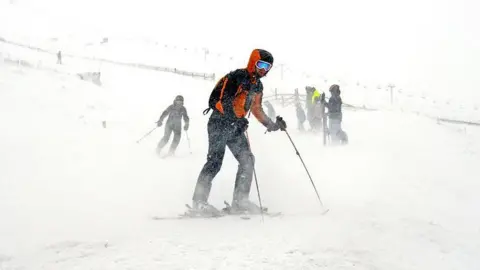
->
[3,0,480,103]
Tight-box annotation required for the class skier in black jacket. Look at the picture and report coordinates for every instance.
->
[191,49,286,216]
[264,100,276,119]
[156,95,189,156]
[295,103,306,131]
[325,85,347,144]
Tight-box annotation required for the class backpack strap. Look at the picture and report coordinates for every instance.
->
[203,108,211,115]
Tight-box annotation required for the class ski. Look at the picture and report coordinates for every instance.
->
[227,211,283,220]
[158,153,191,159]
[152,203,283,221]
[160,153,174,159]
[151,201,328,221]
[152,212,282,220]
[221,201,282,219]
[152,204,224,220]
[152,214,224,220]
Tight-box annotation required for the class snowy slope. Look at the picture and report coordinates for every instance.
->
[3,35,478,125]
[1,60,479,269]
[2,0,478,124]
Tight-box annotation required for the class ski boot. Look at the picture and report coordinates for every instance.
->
[223,200,268,215]
[186,201,223,218]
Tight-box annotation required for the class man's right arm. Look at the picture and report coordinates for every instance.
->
[158,105,172,123]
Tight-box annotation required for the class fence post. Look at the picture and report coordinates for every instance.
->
[388,83,395,105]
[275,88,278,100]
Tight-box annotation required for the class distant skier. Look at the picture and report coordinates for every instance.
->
[305,86,322,131]
[295,103,306,131]
[56,50,62,64]
[311,87,321,104]
[156,95,189,156]
[263,100,276,119]
[305,86,315,129]
[311,92,326,133]
[191,49,286,216]
[325,85,348,144]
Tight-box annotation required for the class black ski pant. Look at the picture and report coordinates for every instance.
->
[157,122,181,153]
[192,116,254,204]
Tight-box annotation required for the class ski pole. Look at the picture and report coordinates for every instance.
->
[245,131,264,222]
[185,131,192,154]
[322,114,328,146]
[136,126,158,144]
[283,129,327,212]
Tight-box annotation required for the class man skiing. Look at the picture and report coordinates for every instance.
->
[191,49,286,216]
[156,95,189,157]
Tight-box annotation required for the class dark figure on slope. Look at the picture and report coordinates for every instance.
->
[57,51,62,64]
[295,103,306,131]
[305,86,315,129]
[156,95,190,156]
[325,85,348,144]
[192,49,286,216]
[311,93,326,133]
[263,100,276,119]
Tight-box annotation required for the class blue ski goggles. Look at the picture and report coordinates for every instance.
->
[255,60,272,71]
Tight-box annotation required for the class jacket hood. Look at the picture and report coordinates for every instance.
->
[247,49,274,74]
[329,84,341,96]
[173,95,184,105]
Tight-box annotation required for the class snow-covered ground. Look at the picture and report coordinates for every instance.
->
[1,55,479,269]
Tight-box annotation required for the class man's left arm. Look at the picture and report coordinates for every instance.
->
[182,107,190,130]
[251,92,275,128]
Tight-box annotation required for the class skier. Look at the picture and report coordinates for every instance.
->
[325,85,347,144]
[191,49,286,216]
[295,103,306,131]
[155,95,190,156]
[311,92,326,133]
[311,87,321,104]
[305,86,316,131]
[56,50,62,64]
[263,100,276,119]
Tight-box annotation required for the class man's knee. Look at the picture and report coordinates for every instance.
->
[172,131,181,141]
[163,131,172,140]
[249,153,255,165]
[204,153,223,173]
[238,151,254,167]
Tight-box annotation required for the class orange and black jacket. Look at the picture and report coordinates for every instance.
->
[207,49,274,127]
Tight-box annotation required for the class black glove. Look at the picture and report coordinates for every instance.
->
[232,118,249,136]
[156,121,163,127]
[184,124,189,131]
[267,116,287,132]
